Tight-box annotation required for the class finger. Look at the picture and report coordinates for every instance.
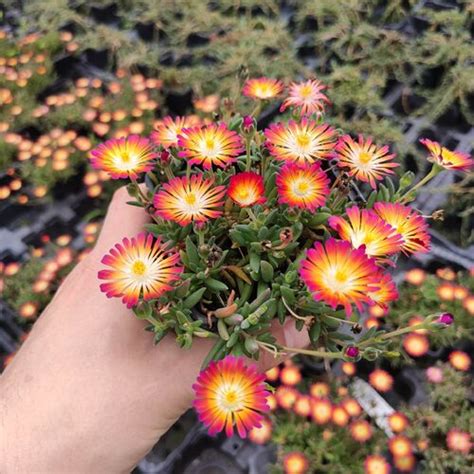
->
[258,320,310,371]
[93,186,150,256]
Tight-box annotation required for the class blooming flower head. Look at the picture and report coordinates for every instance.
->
[350,419,373,442]
[265,119,337,165]
[248,417,272,445]
[280,364,302,386]
[369,369,393,392]
[311,397,333,425]
[150,115,200,148]
[420,138,474,172]
[374,202,431,255]
[276,162,330,211]
[228,172,266,207]
[243,77,284,100]
[89,135,157,179]
[280,78,330,116]
[449,350,471,371]
[332,405,350,426]
[405,268,426,286]
[364,455,391,474]
[192,356,270,438]
[294,395,312,418]
[283,451,310,474]
[276,386,299,410]
[389,435,413,458]
[177,123,243,169]
[403,333,429,357]
[388,412,409,433]
[309,382,330,398]
[334,135,399,189]
[446,429,472,454]
[153,175,226,226]
[367,271,398,310]
[341,398,362,417]
[329,206,403,259]
[394,455,416,472]
[299,238,380,317]
[98,233,182,308]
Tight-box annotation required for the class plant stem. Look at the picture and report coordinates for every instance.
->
[281,346,344,359]
[246,207,258,222]
[399,164,441,203]
[130,176,149,203]
[358,322,426,348]
[245,137,252,171]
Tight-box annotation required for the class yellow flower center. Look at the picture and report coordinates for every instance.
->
[358,151,372,164]
[185,192,197,206]
[219,385,245,412]
[335,270,347,283]
[205,137,216,150]
[257,84,272,97]
[299,84,313,98]
[440,148,458,166]
[132,260,147,276]
[296,133,310,148]
[292,179,311,197]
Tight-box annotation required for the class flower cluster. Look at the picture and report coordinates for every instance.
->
[90,76,472,438]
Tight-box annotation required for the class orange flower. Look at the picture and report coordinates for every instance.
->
[332,405,350,426]
[350,419,373,442]
[193,356,269,438]
[311,398,333,425]
[178,123,243,169]
[364,455,391,474]
[341,398,362,417]
[374,202,430,255]
[283,451,310,474]
[463,295,474,315]
[389,435,413,458]
[265,366,279,382]
[449,350,471,371]
[404,268,426,286]
[276,162,330,211]
[393,455,416,472]
[98,233,183,308]
[294,395,312,417]
[150,115,200,148]
[280,78,330,116]
[153,175,226,226]
[248,417,272,445]
[89,135,157,179]
[334,135,399,189]
[403,333,429,357]
[299,238,381,317]
[329,206,403,259]
[420,138,473,172]
[265,119,337,165]
[276,386,298,410]
[243,77,284,100]
[228,172,266,207]
[369,369,393,392]
[309,382,330,398]
[388,412,409,433]
[280,365,302,386]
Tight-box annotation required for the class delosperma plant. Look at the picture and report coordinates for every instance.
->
[89,76,473,438]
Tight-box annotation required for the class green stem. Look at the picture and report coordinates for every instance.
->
[358,322,427,348]
[399,164,441,203]
[281,346,344,359]
[324,314,359,327]
[130,176,149,203]
[245,137,252,171]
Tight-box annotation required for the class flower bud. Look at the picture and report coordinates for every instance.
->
[438,312,454,326]
[345,346,359,359]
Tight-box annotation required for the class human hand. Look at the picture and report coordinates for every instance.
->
[0,187,309,473]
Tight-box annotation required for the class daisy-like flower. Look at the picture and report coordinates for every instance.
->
[350,420,373,442]
[192,356,270,438]
[373,202,431,255]
[265,119,337,165]
[228,172,266,207]
[367,271,398,309]
[329,206,403,259]
[153,175,226,226]
[283,452,310,474]
[98,233,183,308]
[420,138,473,172]
[388,412,409,433]
[446,429,472,454]
[248,417,272,445]
[364,455,391,474]
[394,455,416,473]
[311,398,333,425]
[89,135,157,179]
[177,123,244,170]
[150,115,200,148]
[369,369,393,392]
[299,238,380,317]
[242,77,284,100]
[334,135,399,189]
[388,435,413,458]
[276,162,330,211]
[449,350,471,371]
[403,333,429,357]
[280,78,330,116]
